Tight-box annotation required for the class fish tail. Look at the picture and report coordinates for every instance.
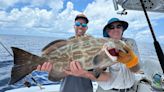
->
[9,47,46,85]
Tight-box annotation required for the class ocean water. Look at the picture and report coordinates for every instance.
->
[0,34,164,92]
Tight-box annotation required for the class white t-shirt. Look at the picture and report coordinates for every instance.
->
[97,38,140,90]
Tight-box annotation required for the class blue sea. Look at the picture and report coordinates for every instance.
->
[0,34,164,92]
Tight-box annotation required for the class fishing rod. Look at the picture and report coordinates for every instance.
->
[140,0,164,73]
[0,41,13,57]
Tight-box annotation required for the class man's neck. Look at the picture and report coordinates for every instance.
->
[75,34,85,38]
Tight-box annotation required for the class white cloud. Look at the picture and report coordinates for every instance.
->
[83,0,117,36]
[0,0,19,9]
[159,35,164,41]
[0,1,80,37]
[0,0,64,12]
[83,0,148,36]
[0,0,164,42]
[82,0,164,39]
[26,0,46,7]
[48,0,63,11]
[158,36,164,44]
[0,7,53,28]
[134,30,154,42]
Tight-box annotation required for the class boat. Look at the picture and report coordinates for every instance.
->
[113,0,164,15]
[3,0,164,92]
[5,82,98,92]
[5,84,61,92]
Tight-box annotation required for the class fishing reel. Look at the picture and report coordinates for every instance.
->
[23,74,45,90]
[151,73,164,90]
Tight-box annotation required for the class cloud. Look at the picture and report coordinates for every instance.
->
[159,36,164,42]
[0,0,19,10]
[159,36,164,39]
[0,0,64,28]
[80,0,164,37]
[84,0,114,36]
[0,0,64,10]
[0,1,81,37]
[0,7,53,28]
[134,30,154,42]
[0,0,164,42]
[158,36,164,44]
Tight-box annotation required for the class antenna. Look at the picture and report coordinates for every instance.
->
[113,0,128,15]
[113,0,119,10]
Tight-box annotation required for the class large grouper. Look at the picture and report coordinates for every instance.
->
[9,35,127,84]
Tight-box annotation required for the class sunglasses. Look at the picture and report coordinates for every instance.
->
[107,24,123,30]
[75,22,87,28]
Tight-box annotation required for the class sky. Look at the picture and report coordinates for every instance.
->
[0,0,164,44]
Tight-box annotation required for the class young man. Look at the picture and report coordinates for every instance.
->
[96,18,140,92]
[37,14,94,92]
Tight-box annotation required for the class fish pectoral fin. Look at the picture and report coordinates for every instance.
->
[93,54,104,66]
[92,68,106,78]
[48,70,66,82]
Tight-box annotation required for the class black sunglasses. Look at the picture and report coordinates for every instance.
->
[107,24,123,30]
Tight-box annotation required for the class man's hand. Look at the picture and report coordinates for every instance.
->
[36,61,52,72]
[117,45,138,68]
[64,61,86,76]
[63,61,95,79]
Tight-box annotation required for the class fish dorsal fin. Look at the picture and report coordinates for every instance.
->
[42,39,67,55]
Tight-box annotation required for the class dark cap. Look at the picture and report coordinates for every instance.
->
[75,14,89,24]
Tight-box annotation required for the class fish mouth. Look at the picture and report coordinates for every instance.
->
[103,46,119,61]
[107,47,119,56]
